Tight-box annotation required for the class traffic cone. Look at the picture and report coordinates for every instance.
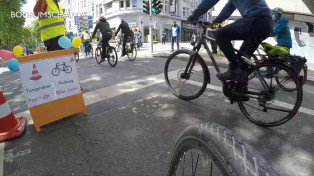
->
[29,63,42,81]
[0,91,27,142]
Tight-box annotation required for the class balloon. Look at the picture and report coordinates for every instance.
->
[13,46,23,57]
[58,36,72,49]
[0,50,15,61]
[72,37,82,49]
[7,58,19,72]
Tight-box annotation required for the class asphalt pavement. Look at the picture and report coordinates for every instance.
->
[1,44,314,176]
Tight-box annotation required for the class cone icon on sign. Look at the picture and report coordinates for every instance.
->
[29,64,42,81]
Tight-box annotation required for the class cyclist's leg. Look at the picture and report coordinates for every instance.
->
[122,34,128,56]
[215,17,273,80]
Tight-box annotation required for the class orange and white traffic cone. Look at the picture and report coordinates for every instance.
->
[29,63,42,81]
[0,91,27,142]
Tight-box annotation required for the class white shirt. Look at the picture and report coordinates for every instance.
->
[172,26,177,37]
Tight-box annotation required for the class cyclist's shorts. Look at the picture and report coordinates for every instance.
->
[261,42,290,58]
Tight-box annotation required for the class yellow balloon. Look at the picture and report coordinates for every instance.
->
[13,46,23,57]
[72,37,82,49]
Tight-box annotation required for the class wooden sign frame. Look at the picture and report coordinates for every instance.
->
[18,49,86,132]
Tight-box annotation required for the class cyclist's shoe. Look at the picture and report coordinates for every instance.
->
[216,67,248,81]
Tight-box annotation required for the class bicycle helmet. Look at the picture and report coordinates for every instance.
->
[121,19,125,22]
[272,7,283,22]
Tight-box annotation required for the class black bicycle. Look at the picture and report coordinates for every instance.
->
[85,43,94,59]
[95,41,118,67]
[167,122,280,176]
[164,21,303,127]
[253,45,308,91]
[115,35,137,61]
[51,62,72,76]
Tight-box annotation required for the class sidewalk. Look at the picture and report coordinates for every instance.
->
[145,42,314,84]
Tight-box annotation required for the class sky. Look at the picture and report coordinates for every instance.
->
[22,0,36,27]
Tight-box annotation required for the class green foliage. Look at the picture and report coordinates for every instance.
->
[0,0,26,50]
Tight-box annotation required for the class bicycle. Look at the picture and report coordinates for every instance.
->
[51,62,72,76]
[167,122,280,176]
[164,21,303,127]
[85,43,94,59]
[252,44,308,91]
[115,35,137,61]
[95,41,118,67]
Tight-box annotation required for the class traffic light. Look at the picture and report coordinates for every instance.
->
[143,0,150,14]
[152,0,162,15]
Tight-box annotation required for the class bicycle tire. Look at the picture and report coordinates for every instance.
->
[89,48,94,59]
[107,46,118,67]
[95,47,102,64]
[64,66,72,73]
[127,44,137,61]
[164,50,209,100]
[238,60,303,127]
[51,68,60,76]
[275,63,307,91]
[168,122,280,176]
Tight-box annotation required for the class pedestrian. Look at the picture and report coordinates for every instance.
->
[170,21,180,51]
[191,33,196,42]
[82,30,91,55]
[33,0,65,51]
[162,30,166,45]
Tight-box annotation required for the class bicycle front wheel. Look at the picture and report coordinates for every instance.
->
[168,123,280,176]
[107,46,118,67]
[89,48,94,59]
[95,47,102,64]
[238,61,303,127]
[164,50,209,100]
[74,52,79,61]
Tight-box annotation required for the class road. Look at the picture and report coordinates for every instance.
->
[1,45,314,176]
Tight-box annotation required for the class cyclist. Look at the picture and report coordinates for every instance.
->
[262,7,292,57]
[187,0,273,85]
[82,30,91,56]
[115,19,132,57]
[92,16,112,60]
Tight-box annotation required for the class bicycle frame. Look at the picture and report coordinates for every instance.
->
[187,23,271,95]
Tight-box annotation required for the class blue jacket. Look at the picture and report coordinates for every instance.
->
[170,24,180,37]
[189,0,272,23]
[274,17,292,48]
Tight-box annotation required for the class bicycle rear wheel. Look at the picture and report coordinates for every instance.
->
[127,44,137,61]
[275,60,307,91]
[164,50,209,100]
[168,122,280,176]
[107,46,118,67]
[238,61,303,127]
[95,47,102,64]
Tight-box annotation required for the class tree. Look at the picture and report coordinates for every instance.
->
[0,0,26,50]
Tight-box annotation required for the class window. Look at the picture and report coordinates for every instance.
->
[100,4,103,14]
[132,0,137,8]
[183,7,186,17]
[187,8,189,16]
[126,0,130,7]
[120,0,124,8]
[165,1,167,12]
[107,2,112,9]
[96,4,99,17]
[195,1,198,7]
